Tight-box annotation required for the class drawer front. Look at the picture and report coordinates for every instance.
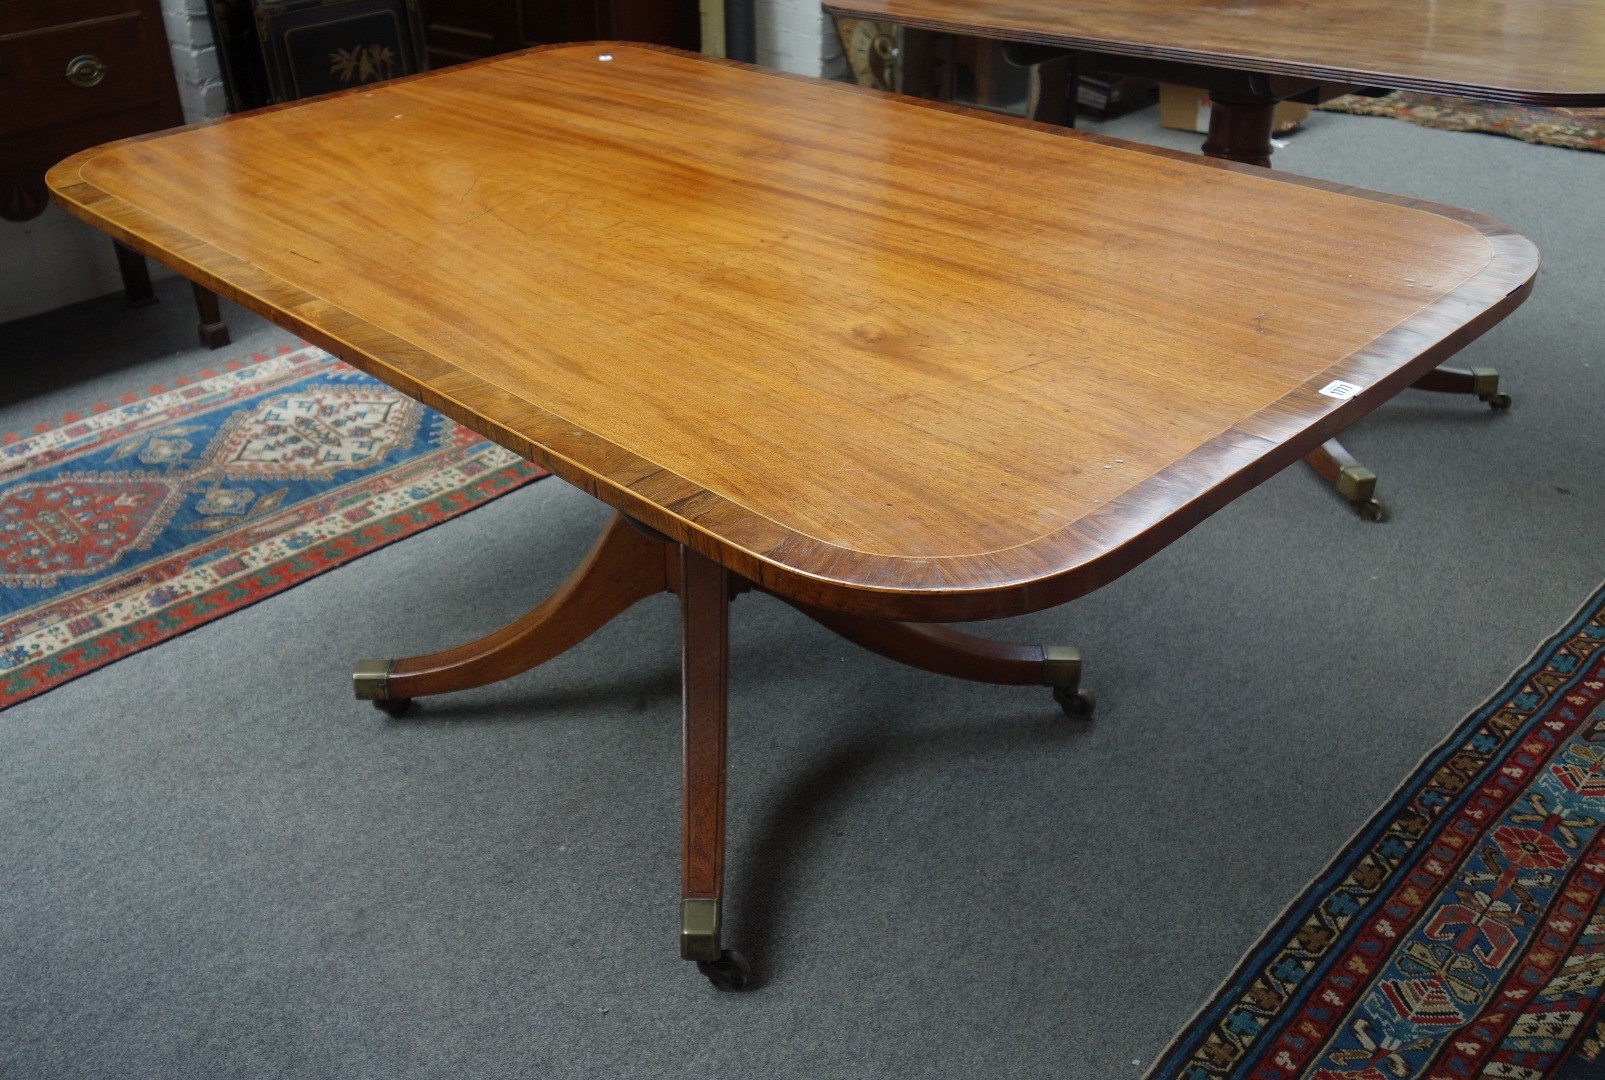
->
[0,13,167,135]
[0,0,143,37]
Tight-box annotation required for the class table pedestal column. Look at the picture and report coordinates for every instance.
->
[351,510,1093,987]
[1201,93,1277,166]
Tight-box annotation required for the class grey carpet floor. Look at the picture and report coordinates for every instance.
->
[2,103,1602,1079]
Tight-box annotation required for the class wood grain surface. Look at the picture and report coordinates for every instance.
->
[48,44,1538,620]
[824,0,1605,105]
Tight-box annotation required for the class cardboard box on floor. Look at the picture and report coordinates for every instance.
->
[1158,84,1310,134]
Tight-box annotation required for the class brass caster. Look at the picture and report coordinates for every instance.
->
[1053,685,1095,720]
[1469,367,1508,410]
[353,658,392,699]
[1357,499,1385,523]
[1335,463,1377,506]
[373,697,414,717]
[697,949,751,991]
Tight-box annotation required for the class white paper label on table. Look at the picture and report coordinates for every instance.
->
[1319,380,1366,400]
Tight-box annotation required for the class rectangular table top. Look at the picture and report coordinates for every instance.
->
[825,0,1605,105]
[49,44,1537,620]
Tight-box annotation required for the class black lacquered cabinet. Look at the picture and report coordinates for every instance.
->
[423,0,699,69]
[207,0,427,110]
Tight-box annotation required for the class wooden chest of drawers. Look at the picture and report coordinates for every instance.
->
[1,0,185,221]
[1,0,228,344]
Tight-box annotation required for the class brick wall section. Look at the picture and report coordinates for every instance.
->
[755,0,847,79]
[157,0,228,122]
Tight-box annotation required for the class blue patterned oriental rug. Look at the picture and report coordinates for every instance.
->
[0,344,546,709]
[1152,583,1605,1078]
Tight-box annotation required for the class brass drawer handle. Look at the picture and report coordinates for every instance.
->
[65,55,108,88]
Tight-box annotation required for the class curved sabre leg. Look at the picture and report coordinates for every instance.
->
[783,601,1094,719]
[1304,439,1385,523]
[352,511,676,713]
[1412,365,1511,409]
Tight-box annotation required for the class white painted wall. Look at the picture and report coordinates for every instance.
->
[3,1,837,325]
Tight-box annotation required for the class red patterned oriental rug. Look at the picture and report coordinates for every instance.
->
[1319,93,1605,153]
[1151,583,1605,1078]
[0,345,547,710]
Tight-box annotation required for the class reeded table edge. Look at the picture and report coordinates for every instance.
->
[823,3,1605,106]
[46,43,1541,622]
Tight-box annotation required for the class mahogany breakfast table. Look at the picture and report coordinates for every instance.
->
[824,0,1605,519]
[49,43,1537,989]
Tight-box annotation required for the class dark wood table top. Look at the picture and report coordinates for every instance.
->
[824,0,1605,104]
[49,44,1537,619]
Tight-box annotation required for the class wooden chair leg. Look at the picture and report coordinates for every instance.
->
[191,282,230,349]
[113,242,157,307]
[1304,438,1384,522]
[679,546,749,989]
[351,511,676,711]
